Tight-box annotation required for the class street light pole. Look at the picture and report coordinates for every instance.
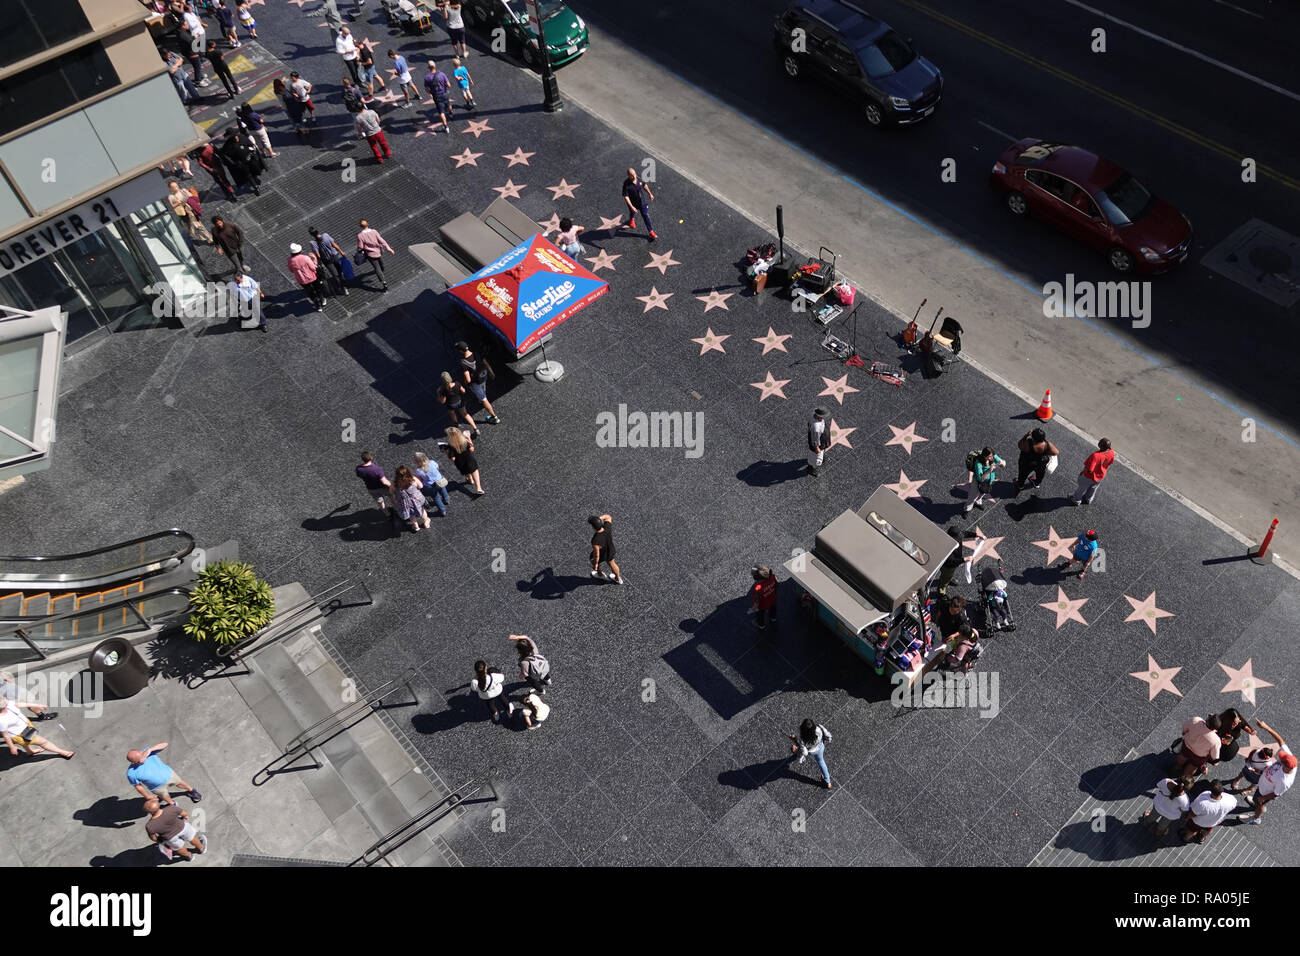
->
[524,0,563,113]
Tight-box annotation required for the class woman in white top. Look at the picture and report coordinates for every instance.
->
[441,1,468,58]
[555,217,584,258]
[1140,777,1190,838]
[790,718,833,789]
[471,660,512,723]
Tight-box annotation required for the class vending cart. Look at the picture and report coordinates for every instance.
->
[784,486,960,682]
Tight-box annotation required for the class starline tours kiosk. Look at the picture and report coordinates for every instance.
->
[784,486,959,681]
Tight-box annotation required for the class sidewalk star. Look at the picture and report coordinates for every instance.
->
[1039,587,1089,628]
[501,147,536,166]
[828,420,856,449]
[696,290,733,312]
[636,287,673,312]
[752,327,792,354]
[644,250,682,275]
[584,250,620,273]
[1130,654,1183,701]
[965,526,1004,565]
[750,372,790,401]
[1218,659,1273,705]
[818,374,860,405]
[691,328,729,355]
[885,422,927,455]
[1031,526,1075,565]
[537,213,561,235]
[491,179,526,199]
[598,215,625,231]
[546,179,581,199]
[451,148,483,167]
[463,119,494,138]
[885,471,927,500]
[1123,591,1175,635]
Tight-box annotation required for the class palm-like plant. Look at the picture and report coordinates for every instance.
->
[183,560,275,645]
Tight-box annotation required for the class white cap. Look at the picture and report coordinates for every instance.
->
[289,242,302,254]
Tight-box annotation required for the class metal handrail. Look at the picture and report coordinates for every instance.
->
[0,586,192,652]
[217,575,375,663]
[350,776,496,867]
[0,529,195,591]
[276,667,418,771]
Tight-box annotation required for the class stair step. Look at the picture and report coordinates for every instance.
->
[22,594,49,618]
[250,643,336,731]
[0,593,21,618]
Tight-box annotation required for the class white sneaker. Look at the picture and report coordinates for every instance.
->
[590,570,601,578]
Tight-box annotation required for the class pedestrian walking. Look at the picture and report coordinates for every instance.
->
[1140,776,1191,839]
[440,1,468,57]
[1180,781,1237,845]
[289,72,316,123]
[237,102,276,157]
[392,465,430,532]
[336,25,362,84]
[309,227,350,297]
[471,661,512,723]
[179,3,209,85]
[1013,427,1058,494]
[126,742,202,806]
[167,180,213,244]
[210,216,246,273]
[214,0,238,46]
[236,0,259,40]
[321,0,344,37]
[355,219,395,288]
[412,451,450,516]
[555,217,584,257]
[159,152,195,179]
[226,269,265,330]
[519,691,549,730]
[509,634,552,695]
[620,166,658,241]
[1058,530,1099,579]
[0,696,73,759]
[205,40,241,98]
[933,527,968,597]
[341,76,365,113]
[806,407,830,476]
[1071,438,1115,506]
[196,141,237,201]
[388,50,423,107]
[451,57,475,109]
[456,341,500,423]
[358,37,386,99]
[143,799,207,861]
[1173,713,1222,778]
[355,451,392,512]
[443,427,484,495]
[964,446,1006,513]
[1240,719,1295,824]
[273,77,307,136]
[588,514,623,584]
[790,718,833,789]
[438,373,478,434]
[355,104,391,164]
[424,61,453,132]
[750,565,778,629]
[219,127,263,195]
[287,243,327,311]
[164,49,200,105]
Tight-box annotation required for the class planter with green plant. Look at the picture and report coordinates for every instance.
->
[183,560,276,646]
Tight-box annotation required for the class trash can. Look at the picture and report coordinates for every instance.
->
[89,637,151,699]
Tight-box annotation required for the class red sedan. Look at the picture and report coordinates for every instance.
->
[990,139,1192,274]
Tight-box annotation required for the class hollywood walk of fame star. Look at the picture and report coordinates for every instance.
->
[750,372,791,401]
[1039,586,1089,628]
[412,121,441,138]
[463,119,494,138]
[501,147,535,167]
[1218,659,1273,706]
[372,87,403,106]
[546,179,580,200]
[1130,654,1183,701]
[636,287,673,312]
[598,215,626,231]
[644,250,682,275]
[1031,526,1076,565]
[491,179,526,199]
[819,374,860,405]
[537,213,561,235]
[965,526,1005,565]
[285,0,312,8]
[584,250,620,273]
[885,422,927,455]
[1123,591,1175,636]
[696,290,733,312]
[691,328,729,355]
[451,148,483,168]
[753,328,792,355]
[885,471,927,500]
[828,420,856,450]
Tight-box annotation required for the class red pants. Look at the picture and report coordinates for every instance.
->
[366,131,391,161]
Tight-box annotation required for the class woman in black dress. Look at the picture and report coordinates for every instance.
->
[588,514,623,584]
[444,427,484,496]
[1213,708,1255,766]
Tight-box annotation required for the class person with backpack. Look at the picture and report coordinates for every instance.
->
[1014,427,1058,494]
[471,660,511,723]
[309,227,349,298]
[456,341,500,424]
[789,718,833,789]
[509,634,551,695]
[749,565,778,630]
[964,447,1006,513]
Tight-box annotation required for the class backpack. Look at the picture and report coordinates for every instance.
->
[524,653,551,681]
[745,241,776,264]
[964,450,980,474]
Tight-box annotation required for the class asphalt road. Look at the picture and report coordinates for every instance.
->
[574,0,1300,424]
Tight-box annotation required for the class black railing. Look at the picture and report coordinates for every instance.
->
[350,776,497,867]
[0,586,192,662]
[0,529,195,591]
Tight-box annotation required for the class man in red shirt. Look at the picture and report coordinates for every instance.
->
[287,243,326,312]
[1071,438,1114,506]
[750,566,778,630]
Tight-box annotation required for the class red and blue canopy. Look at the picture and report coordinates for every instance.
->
[447,234,608,356]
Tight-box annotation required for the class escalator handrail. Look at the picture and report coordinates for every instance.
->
[0,586,193,646]
[0,530,196,590]
[0,528,195,564]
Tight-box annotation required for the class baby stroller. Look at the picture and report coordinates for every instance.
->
[979,562,1016,632]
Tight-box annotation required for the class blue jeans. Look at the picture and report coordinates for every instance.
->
[804,743,830,785]
[426,482,449,514]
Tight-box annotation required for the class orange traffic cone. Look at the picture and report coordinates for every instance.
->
[1035,389,1054,420]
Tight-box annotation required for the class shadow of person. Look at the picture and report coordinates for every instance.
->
[517,567,604,600]
[75,797,146,830]
[302,502,400,541]
[410,690,484,735]
[1049,818,1162,862]
[1079,751,1175,801]
[736,459,809,487]
[719,754,823,791]
[89,845,169,867]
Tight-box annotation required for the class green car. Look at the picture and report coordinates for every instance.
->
[461,0,589,68]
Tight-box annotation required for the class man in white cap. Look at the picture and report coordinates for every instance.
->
[807,407,831,476]
[287,243,326,312]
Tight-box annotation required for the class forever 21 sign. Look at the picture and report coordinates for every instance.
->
[0,173,166,278]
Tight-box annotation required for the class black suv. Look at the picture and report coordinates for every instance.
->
[773,0,943,127]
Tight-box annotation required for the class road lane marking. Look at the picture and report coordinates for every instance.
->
[1208,0,1264,18]
[894,0,1300,192]
[976,119,1018,142]
[1063,0,1292,98]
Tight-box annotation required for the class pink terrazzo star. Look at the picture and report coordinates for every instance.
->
[636,287,673,312]
[546,179,580,200]
[752,327,792,354]
[695,290,733,312]
[828,420,856,450]
[537,213,561,235]
[965,526,1004,565]
[412,121,441,138]
[1218,659,1273,706]
[598,215,625,231]
[501,147,535,167]
[584,250,620,273]
[463,119,493,138]
[750,372,791,401]
[691,328,729,355]
[884,422,927,455]
[1123,591,1175,636]
[644,250,681,275]
[818,374,860,405]
[885,471,927,500]
[491,179,526,199]
[451,148,483,168]
[1031,526,1076,565]
[1129,654,1183,701]
[1039,586,1089,628]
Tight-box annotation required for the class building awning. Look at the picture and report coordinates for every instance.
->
[0,305,65,478]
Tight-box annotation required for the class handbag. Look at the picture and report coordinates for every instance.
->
[185,192,202,217]
[1046,454,1059,474]
[434,477,448,488]
[353,249,367,265]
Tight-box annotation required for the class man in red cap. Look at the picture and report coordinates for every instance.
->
[1239,719,1296,824]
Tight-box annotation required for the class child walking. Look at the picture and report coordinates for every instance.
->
[451,57,475,109]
